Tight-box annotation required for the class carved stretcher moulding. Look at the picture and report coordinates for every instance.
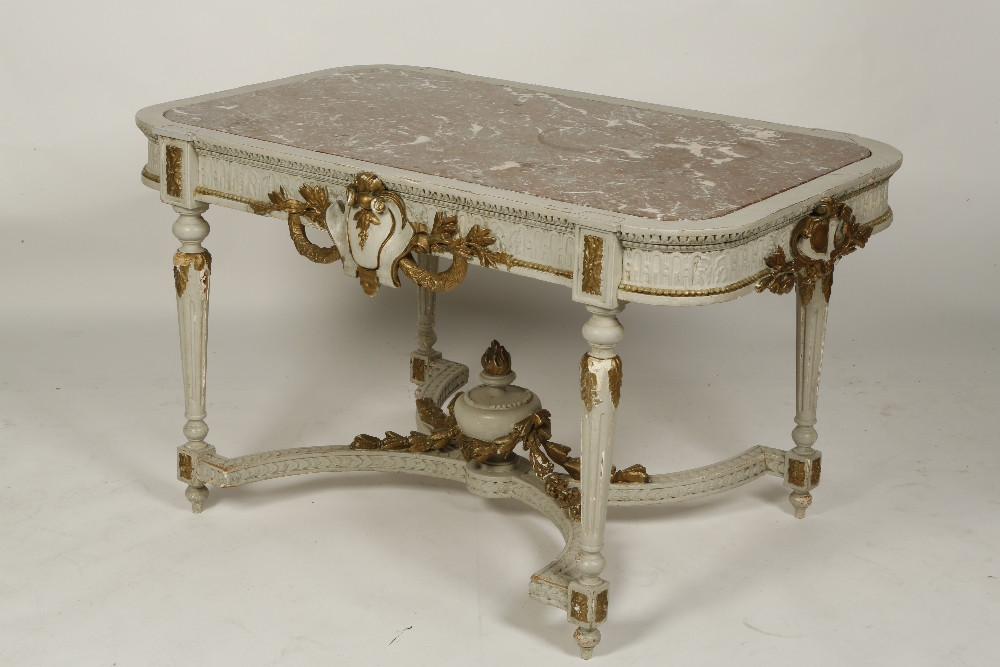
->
[137,64,902,660]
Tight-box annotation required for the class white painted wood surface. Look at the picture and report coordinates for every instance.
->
[786,275,830,518]
[573,306,625,657]
[171,204,214,513]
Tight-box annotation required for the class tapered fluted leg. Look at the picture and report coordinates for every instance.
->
[570,305,624,659]
[410,253,442,386]
[785,282,828,518]
[172,203,215,513]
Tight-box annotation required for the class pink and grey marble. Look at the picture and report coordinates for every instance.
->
[165,67,870,222]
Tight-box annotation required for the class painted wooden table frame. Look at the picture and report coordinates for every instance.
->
[136,66,901,659]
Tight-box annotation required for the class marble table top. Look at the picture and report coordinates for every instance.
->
[163,66,872,224]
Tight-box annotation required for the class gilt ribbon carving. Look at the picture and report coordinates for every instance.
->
[394,211,512,293]
[251,185,342,264]
[756,197,872,305]
[259,173,511,296]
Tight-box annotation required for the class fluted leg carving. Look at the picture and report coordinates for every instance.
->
[785,281,828,518]
[570,305,624,659]
[172,203,216,513]
[410,253,443,386]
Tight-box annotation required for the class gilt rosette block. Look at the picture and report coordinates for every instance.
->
[568,580,610,628]
[784,450,822,492]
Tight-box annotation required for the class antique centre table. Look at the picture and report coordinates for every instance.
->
[136,65,901,659]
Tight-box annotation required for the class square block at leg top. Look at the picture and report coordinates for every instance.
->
[784,449,821,492]
[568,580,610,628]
[410,352,442,384]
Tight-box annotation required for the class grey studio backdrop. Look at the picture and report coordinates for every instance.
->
[1,1,997,665]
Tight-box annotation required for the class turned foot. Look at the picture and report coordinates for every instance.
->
[574,627,600,660]
[789,490,812,519]
[186,484,209,513]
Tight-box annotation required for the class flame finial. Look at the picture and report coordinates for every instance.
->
[481,340,512,376]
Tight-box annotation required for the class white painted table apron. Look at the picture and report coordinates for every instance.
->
[136,66,902,659]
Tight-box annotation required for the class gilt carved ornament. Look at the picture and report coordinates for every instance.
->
[756,197,872,305]
[251,185,342,264]
[164,145,183,197]
[173,251,212,298]
[349,341,649,520]
[255,173,511,296]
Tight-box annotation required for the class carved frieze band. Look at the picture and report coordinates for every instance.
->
[146,139,159,179]
[146,138,892,300]
[619,179,890,297]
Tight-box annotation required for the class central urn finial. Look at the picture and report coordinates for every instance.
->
[453,340,543,466]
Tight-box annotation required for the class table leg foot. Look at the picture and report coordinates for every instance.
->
[185,484,209,513]
[573,627,600,660]
[789,490,812,519]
